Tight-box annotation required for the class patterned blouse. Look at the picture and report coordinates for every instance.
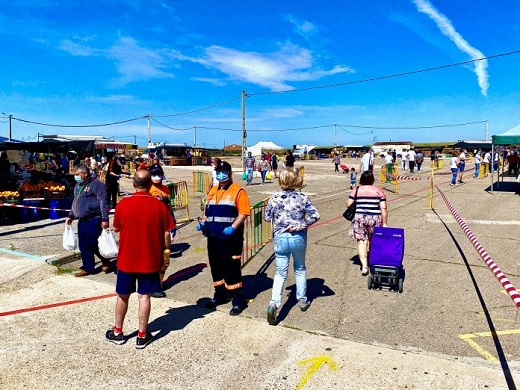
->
[264,190,320,236]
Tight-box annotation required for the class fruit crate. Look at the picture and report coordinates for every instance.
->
[44,190,69,199]
[21,190,43,199]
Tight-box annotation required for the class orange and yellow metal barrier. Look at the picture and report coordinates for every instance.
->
[241,197,272,269]
[380,164,399,193]
[192,171,212,197]
[167,181,190,222]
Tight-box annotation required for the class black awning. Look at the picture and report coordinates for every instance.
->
[0,140,95,153]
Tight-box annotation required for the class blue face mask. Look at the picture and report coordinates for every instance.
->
[216,172,229,182]
[74,175,83,184]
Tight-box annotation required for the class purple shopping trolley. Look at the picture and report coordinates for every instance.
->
[367,227,405,293]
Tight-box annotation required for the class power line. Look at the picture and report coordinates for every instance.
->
[151,96,241,118]
[247,50,520,96]
[11,115,148,127]
[150,117,192,131]
[337,120,487,130]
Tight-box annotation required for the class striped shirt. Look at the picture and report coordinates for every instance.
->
[348,185,386,216]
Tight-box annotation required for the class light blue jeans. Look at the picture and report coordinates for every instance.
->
[246,167,254,184]
[451,168,458,184]
[271,231,308,308]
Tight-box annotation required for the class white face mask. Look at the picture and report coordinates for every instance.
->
[151,175,162,183]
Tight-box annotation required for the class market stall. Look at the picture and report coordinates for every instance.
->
[0,139,95,224]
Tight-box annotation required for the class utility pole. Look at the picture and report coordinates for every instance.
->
[1,113,12,141]
[241,90,246,167]
[334,124,337,150]
[147,114,151,145]
[193,125,197,148]
[133,135,136,145]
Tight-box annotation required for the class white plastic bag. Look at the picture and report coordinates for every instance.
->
[98,229,119,258]
[62,225,77,251]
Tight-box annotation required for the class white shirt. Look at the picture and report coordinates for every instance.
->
[459,152,466,161]
[484,152,491,163]
[407,150,416,162]
[402,152,409,161]
[475,154,481,163]
[450,156,459,169]
[385,154,394,165]
[360,152,373,171]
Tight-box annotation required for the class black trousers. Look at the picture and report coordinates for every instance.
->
[207,235,244,304]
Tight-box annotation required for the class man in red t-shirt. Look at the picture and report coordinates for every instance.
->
[105,170,174,349]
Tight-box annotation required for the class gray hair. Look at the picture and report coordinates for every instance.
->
[73,164,89,174]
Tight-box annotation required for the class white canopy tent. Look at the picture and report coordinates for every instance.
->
[246,141,285,157]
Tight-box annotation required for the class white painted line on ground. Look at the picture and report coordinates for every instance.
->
[424,214,520,225]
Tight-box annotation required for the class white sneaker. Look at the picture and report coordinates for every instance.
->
[361,267,369,276]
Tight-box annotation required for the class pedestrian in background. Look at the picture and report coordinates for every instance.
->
[346,171,388,276]
[359,148,373,172]
[260,155,270,184]
[264,167,320,325]
[106,155,124,209]
[450,150,460,186]
[333,153,340,173]
[66,164,111,277]
[458,149,466,183]
[197,161,251,315]
[350,167,357,189]
[244,151,255,186]
[285,150,295,167]
[415,150,424,172]
[407,149,416,173]
[106,170,174,349]
[148,165,177,298]
[474,150,481,178]
[271,153,279,178]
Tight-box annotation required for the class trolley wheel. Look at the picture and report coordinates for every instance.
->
[367,275,373,290]
[398,278,403,293]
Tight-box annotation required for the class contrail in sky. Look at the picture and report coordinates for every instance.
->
[413,0,489,96]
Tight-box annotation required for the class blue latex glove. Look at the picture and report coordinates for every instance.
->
[196,221,205,231]
[170,228,177,239]
[223,226,235,235]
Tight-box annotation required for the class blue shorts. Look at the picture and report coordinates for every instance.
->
[115,270,161,295]
[459,162,465,171]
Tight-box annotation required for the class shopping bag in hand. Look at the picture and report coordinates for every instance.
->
[98,229,119,258]
[62,225,77,251]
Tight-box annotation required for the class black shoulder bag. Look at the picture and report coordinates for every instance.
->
[343,186,359,221]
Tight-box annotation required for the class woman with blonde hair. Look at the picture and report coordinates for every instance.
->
[263,167,320,325]
[346,170,388,276]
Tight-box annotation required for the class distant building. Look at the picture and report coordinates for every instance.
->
[372,141,412,156]
[223,144,242,152]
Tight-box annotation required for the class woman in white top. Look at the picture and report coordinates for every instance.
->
[449,150,460,186]
[473,151,481,178]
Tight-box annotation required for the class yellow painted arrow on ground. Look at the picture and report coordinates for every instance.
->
[296,355,337,390]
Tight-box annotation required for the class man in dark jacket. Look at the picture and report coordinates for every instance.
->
[66,164,111,277]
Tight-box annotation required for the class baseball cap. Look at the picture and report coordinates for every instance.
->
[215,161,232,172]
[149,166,164,176]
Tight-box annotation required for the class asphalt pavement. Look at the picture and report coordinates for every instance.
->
[1,158,520,389]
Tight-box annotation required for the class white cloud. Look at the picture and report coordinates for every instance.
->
[108,37,174,86]
[412,0,489,96]
[286,14,317,39]
[59,39,97,56]
[190,77,226,87]
[196,43,353,92]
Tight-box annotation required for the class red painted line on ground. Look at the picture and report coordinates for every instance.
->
[0,293,117,317]
[0,262,211,318]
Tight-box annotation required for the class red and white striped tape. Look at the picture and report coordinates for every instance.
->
[0,202,116,214]
[433,181,520,309]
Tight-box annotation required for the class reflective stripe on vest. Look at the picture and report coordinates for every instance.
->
[205,182,243,239]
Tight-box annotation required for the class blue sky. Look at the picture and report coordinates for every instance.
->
[1,0,520,148]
